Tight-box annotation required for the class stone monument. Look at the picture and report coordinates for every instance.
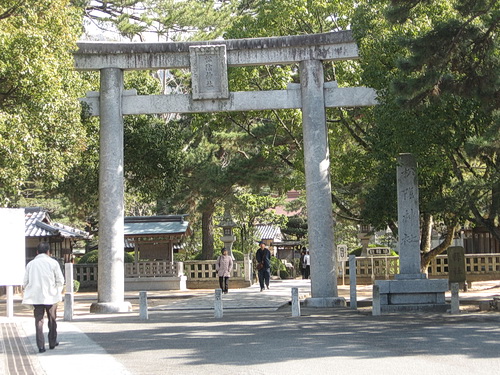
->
[375,154,449,312]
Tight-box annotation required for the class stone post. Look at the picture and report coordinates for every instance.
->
[214,289,223,318]
[372,284,381,316]
[91,68,131,313]
[450,283,460,314]
[300,59,343,308]
[349,255,357,310]
[6,286,14,318]
[64,263,74,321]
[396,153,425,279]
[139,291,149,320]
[291,287,301,317]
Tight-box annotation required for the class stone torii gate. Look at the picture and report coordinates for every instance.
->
[74,31,377,312]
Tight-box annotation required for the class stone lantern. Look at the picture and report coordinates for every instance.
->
[357,223,373,256]
[218,208,237,258]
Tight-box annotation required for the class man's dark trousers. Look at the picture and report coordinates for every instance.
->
[34,304,58,350]
[258,267,271,289]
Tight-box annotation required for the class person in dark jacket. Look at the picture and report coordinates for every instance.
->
[256,241,271,291]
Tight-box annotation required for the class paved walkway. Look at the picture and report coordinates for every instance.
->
[2,279,500,375]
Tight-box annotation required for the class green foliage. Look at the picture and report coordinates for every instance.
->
[73,280,80,293]
[78,250,135,264]
[352,0,500,247]
[231,250,244,261]
[78,250,99,264]
[0,0,88,205]
[83,0,238,41]
[270,255,286,276]
[281,215,308,240]
[279,269,290,279]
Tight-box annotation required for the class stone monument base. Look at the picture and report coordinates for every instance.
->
[90,301,132,314]
[375,278,448,313]
[304,297,346,308]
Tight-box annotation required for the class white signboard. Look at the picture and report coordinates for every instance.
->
[337,244,349,262]
[0,208,25,285]
[367,247,391,256]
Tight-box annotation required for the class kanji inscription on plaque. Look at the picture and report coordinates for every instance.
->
[189,45,229,100]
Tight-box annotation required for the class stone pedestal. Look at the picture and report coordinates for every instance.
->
[90,301,132,313]
[375,278,449,313]
[304,297,346,308]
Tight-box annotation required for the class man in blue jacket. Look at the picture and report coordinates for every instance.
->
[256,241,271,292]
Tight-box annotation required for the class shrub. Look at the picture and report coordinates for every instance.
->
[270,256,286,276]
[231,250,244,261]
[77,249,135,263]
[73,280,80,293]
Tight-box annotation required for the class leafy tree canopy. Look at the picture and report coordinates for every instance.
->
[0,0,89,206]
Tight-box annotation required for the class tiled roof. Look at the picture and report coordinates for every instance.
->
[255,224,282,241]
[124,215,190,236]
[24,207,90,239]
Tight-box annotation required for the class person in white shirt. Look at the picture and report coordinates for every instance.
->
[303,250,311,279]
[23,242,65,353]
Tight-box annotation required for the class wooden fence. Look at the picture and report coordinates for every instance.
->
[73,253,500,285]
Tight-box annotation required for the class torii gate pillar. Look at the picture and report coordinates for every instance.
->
[300,60,341,306]
[90,68,131,313]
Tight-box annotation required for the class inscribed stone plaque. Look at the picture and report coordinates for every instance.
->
[396,153,422,276]
[447,246,466,283]
[337,244,349,262]
[189,45,229,100]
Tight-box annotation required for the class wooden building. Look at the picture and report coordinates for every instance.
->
[24,207,90,263]
[124,215,190,262]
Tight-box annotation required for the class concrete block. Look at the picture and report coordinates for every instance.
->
[389,293,441,305]
[304,297,346,308]
[376,279,448,294]
[478,301,491,311]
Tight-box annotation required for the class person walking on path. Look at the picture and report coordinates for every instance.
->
[256,241,271,291]
[216,248,233,294]
[303,250,311,279]
[22,242,65,353]
[299,248,307,279]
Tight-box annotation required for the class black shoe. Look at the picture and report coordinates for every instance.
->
[39,348,46,353]
[49,342,59,349]
[266,286,270,289]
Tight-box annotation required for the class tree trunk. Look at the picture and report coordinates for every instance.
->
[420,213,433,254]
[201,209,215,260]
[420,218,459,273]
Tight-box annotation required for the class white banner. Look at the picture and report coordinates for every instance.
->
[0,208,25,286]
